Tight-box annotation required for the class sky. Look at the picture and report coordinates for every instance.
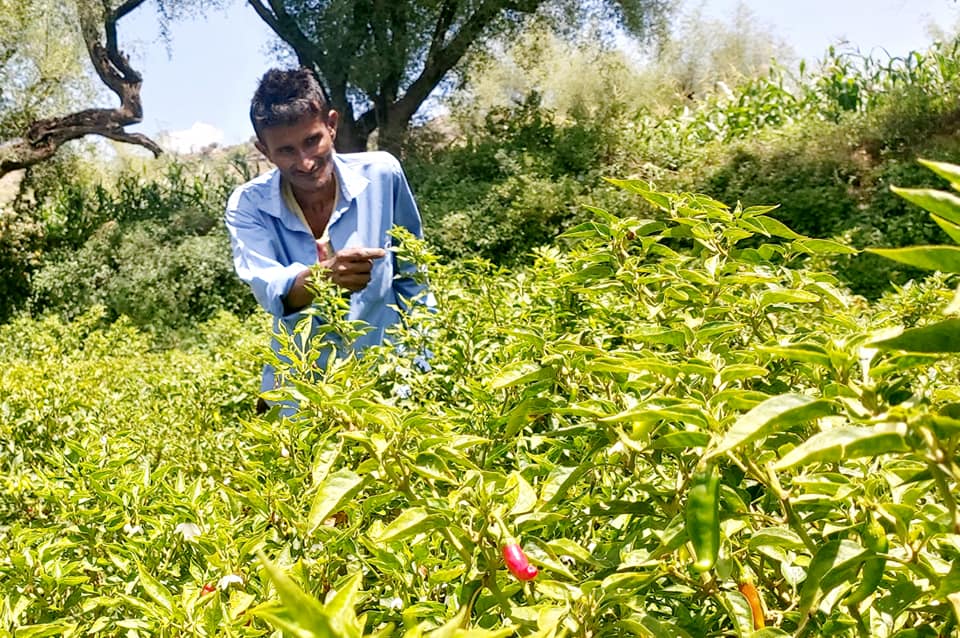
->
[119,0,960,153]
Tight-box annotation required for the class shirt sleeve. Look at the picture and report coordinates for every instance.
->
[225,193,309,321]
[390,160,436,313]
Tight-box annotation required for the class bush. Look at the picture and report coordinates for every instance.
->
[408,38,960,294]
[407,94,625,265]
[0,205,44,321]
[26,157,257,328]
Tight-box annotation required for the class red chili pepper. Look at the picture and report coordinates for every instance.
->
[201,582,216,596]
[502,543,538,581]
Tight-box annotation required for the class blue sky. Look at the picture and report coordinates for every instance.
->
[120,0,960,152]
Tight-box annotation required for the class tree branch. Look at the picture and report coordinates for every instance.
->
[391,0,544,127]
[248,0,322,69]
[427,0,459,65]
[2,113,162,174]
[0,0,160,178]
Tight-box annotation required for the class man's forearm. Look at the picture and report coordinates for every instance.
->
[283,267,314,314]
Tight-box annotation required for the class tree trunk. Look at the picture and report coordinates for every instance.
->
[249,0,548,157]
[329,96,369,153]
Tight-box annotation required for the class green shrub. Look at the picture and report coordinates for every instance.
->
[409,38,960,289]
[408,94,628,265]
[0,205,44,321]
[26,158,255,328]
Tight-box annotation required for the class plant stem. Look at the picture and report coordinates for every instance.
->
[749,459,817,554]
[919,424,960,534]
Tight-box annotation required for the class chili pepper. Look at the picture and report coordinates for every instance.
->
[861,516,888,553]
[502,543,539,581]
[844,516,888,607]
[686,465,720,572]
[738,580,765,630]
[200,582,216,596]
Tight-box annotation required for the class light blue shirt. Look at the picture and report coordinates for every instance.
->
[225,151,431,393]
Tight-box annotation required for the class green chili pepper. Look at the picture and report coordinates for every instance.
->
[686,465,720,572]
[844,516,888,607]
[861,516,888,554]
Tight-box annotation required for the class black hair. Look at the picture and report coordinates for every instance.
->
[250,68,329,140]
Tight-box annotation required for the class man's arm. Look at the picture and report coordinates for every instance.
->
[225,202,311,320]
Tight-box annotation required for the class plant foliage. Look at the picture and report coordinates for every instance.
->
[3,182,959,636]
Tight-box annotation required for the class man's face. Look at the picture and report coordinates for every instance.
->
[256,110,339,195]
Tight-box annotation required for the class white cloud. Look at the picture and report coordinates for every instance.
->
[159,122,225,154]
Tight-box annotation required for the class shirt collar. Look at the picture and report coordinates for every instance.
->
[258,152,370,224]
[332,152,370,203]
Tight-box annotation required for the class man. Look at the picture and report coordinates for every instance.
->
[225,67,432,412]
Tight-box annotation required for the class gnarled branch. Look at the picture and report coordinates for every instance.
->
[0,0,160,178]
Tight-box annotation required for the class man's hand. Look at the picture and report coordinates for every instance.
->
[318,246,386,293]
[283,244,386,314]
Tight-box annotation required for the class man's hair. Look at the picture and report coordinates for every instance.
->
[250,68,329,140]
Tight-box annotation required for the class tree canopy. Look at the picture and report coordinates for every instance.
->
[248,0,672,152]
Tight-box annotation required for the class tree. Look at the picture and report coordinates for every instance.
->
[248,0,671,153]
[0,0,161,179]
[653,1,793,101]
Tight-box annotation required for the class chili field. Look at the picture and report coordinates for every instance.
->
[3,178,960,637]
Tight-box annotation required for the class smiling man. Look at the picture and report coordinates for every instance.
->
[224,67,432,412]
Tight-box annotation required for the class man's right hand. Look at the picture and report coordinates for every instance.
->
[318,246,387,293]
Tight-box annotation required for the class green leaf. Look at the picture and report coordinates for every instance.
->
[758,289,821,308]
[621,613,694,637]
[773,424,910,470]
[648,431,711,449]
[423,604,472,638]
[917,158,960,189]
[507,473,538,515]
[722,590,754,637]
[137,565,175,614]
[546,538,599,566]
[891,186,960,224]
[523,541,577,579]
[308,470,367,536]
[719,364,768,385]
[797,539,867,617]
[870,319,960,353]
[931,214,960,245]
[311,438,343,486]
[707,394,834,460]
[324,571,365,638]
[760,344,833,368]
[590,357,680,379]
[752,215,802,239]
[557,220,612,241]
[742,204,781,218]
[604,178,671,210]
[375,507,445,543]
[750,630,791,637]
[794,239,857,255]
[949,592,960,628]
[489,362,554,389]
[254,553,334,637]
[748,528,807,552]
[13,623,78,638]
[541,464,593,507]
[626,327,688,348]
[868,246,960,272]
